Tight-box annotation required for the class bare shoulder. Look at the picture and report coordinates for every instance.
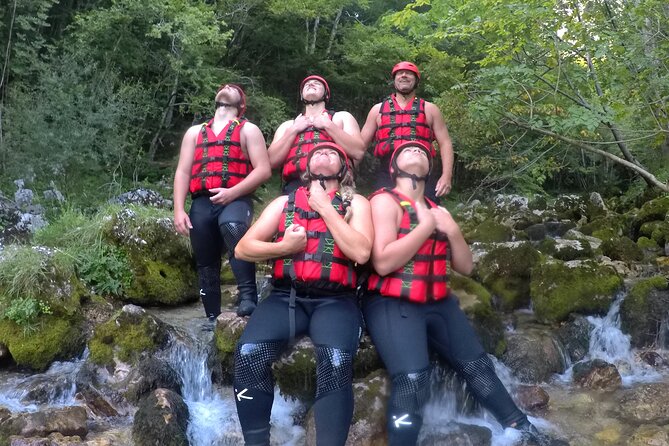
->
[351,193,371,205]
[241,120,261,134]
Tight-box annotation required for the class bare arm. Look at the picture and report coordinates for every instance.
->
[224,122,271,197]
[308,185,373,264]
[173,125,200,235]
[431,207,472,275]
[321,111,365,161]
[267,115,312,168]
[360,103,381,149]
[234,196,307,262]
[426,102,454,196]
[370,194,436,276]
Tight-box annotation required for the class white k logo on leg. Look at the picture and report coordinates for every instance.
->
[393,414,412,428]
[199,289,206,296]
[235,388,253,402]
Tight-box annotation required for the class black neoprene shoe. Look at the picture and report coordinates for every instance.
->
[514,419,570,446]
[236,298,257,317]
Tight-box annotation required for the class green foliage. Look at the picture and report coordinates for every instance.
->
[77,246,133,297]
[35,207,133,297]
[2,297,52,333]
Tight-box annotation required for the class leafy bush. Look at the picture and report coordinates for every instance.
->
[2,297,53,333]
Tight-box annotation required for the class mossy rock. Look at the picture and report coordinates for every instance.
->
[637,237,662,259]
[600,236,644,262]
[103,207,197,305]
[273,338,316,402]
[0,314,85,371]
[632,196,669,234]
[213,313,247,383]
[475,243,541,310]
[581,214,630,238]
[553,194,588,221]
[530,260,623,323]
[620,276,669,348]
[450,275,504,355]
[552,239,594,261]
[125,257,196,305]
[88,305,167,367]
[640,221,669,247]
[465,220,513,243]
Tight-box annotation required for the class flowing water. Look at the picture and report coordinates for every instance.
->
[1,294,668,445]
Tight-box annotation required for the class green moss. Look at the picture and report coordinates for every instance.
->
[530,260,623,323]
[0,315,84,371]
[89,311,164,366]
[125,258,196,305]
[466,220,513,243]
[449,274,492,307]
[621,276,669,347]
[634,196,669,229]
[600,236,644,262]
[582,214,629,237]
[636,236,659,249]
[476,243,541,310]
[274,346,316,402]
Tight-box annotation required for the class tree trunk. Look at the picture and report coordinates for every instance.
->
[309,16,320,55]
[305,20,310,53]
[325,8,343,58]
[148,73,179,161]
[0,0,18,174]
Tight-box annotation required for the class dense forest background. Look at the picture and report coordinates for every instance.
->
[1,0,668,207]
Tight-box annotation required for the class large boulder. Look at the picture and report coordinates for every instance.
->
[88,305,169,368]
[475,242,542,311]
[600,236,644,263]
[631,195,669,237]
[620,276,669,348]
[450,274,505,356]
[213,311,247,384]
[131,388,190,446]
[104,207,197,306]
[572,359,622,391]
[0,314,84,372]
[555,314,592,363]
[530,260,623,324]
[502,329,567,383]
[0,406,87,440]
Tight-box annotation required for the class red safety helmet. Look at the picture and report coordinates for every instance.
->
[216,83,246,117]
[391,61,421,80]
[300,75,331,103]
[389,140,433,180]
[305,142,350,182]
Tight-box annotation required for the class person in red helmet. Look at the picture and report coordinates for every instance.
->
[361,61,454,200]
[268,75,365,194]
[173,83,271,319]
[233,142,373,446]
[363,141,561,446]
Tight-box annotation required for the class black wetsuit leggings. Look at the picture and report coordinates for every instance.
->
[189,196,256,318]
[234,288,362,446]
[362,293,526,446]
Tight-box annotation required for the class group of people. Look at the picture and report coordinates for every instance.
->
[173,63,553,445]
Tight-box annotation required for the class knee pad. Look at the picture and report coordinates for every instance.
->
[222,222,249,253]
[234,341,283,393]
[453,353,497,399]
[315,346,353,399]
[390,368,431,414]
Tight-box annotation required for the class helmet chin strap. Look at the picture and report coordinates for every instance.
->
[301,95,326,106]
[395,169,428,190]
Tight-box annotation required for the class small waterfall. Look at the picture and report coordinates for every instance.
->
[163,330,305,446]
[420,358,536,446]
[0,352,85,412]
[584,292,661,385]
